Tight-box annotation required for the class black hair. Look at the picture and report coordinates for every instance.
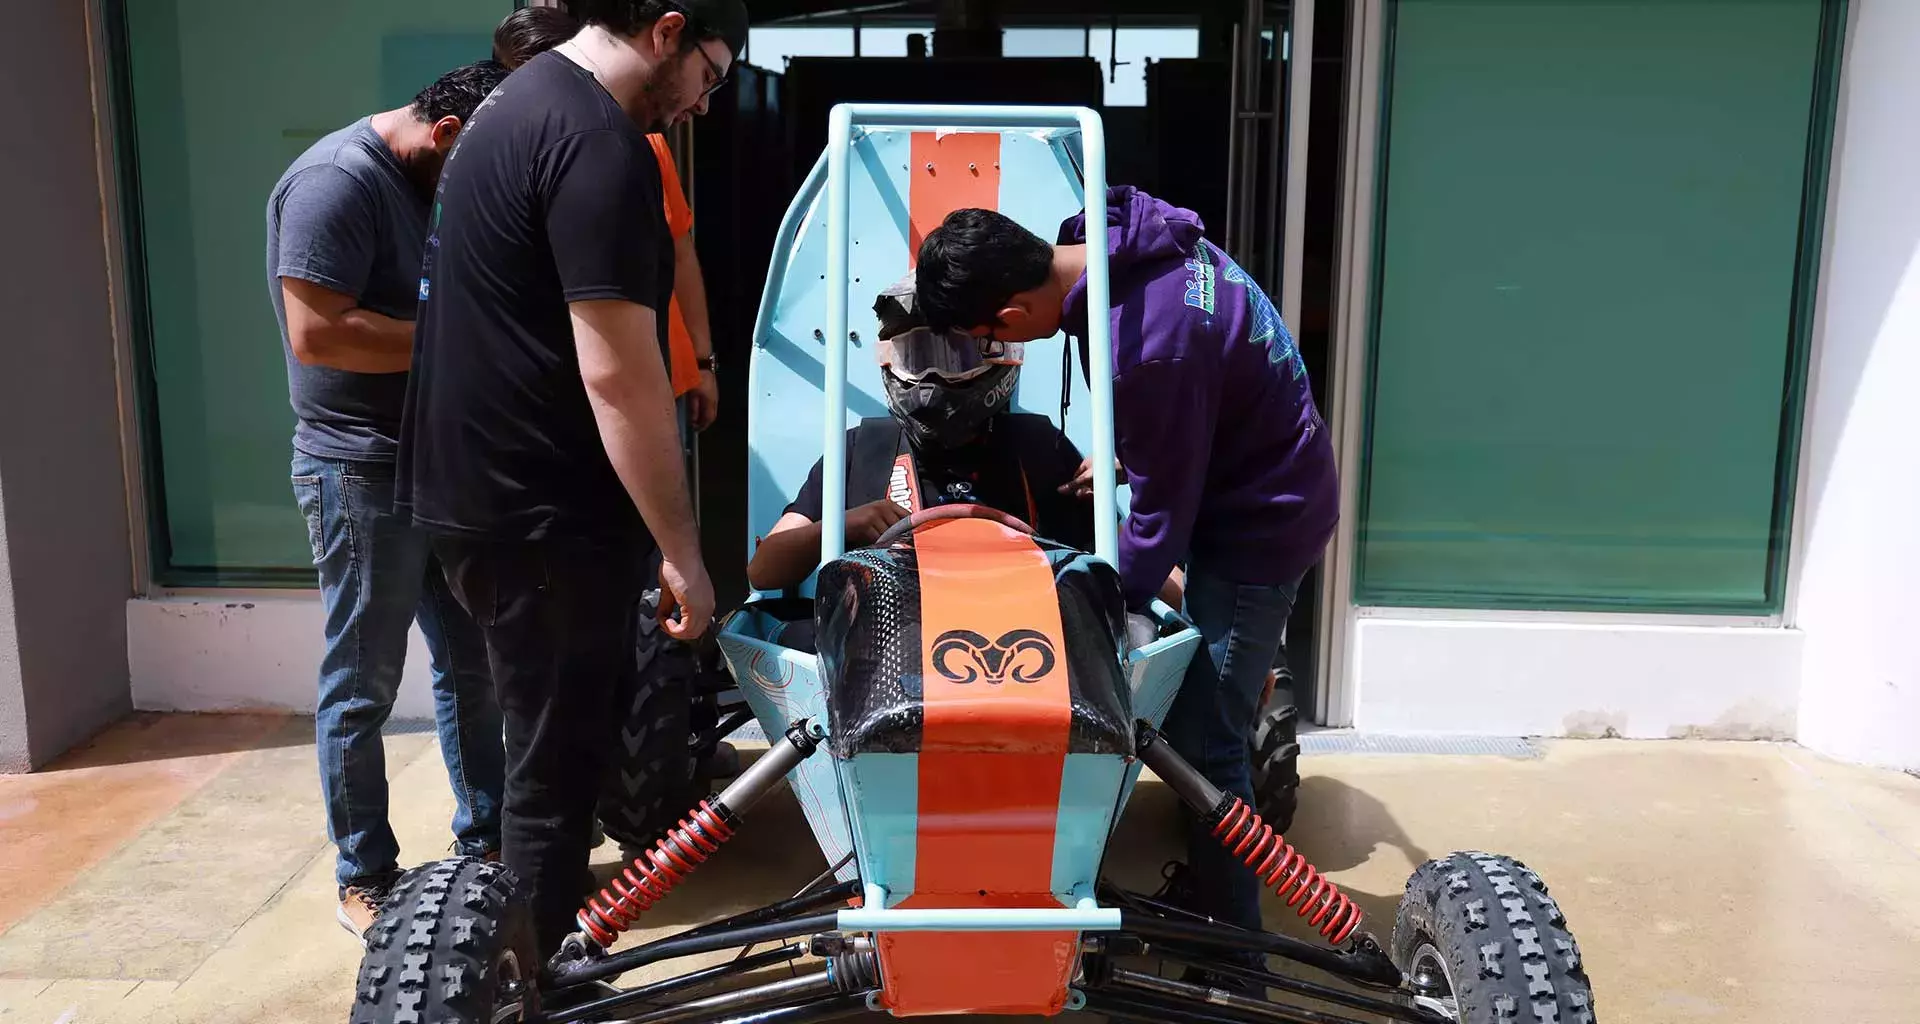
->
[409,60,510,124]
[493,6,579,68]
[914,209,1055,332]
[567,0,749,58]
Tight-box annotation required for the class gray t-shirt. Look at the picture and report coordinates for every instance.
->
[266,118,427,462]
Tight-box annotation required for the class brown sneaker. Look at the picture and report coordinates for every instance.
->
[336,881,390,942]
[449,841,503,865]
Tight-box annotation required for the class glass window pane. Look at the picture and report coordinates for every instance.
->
[1357,0,1829,611]
[1089,27,1200,106]
[745,26,855,69]
[858,25,933,57]
[123,0,511,577]
[1003,28,1086,58]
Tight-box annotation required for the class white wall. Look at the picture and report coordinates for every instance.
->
[0,0,135,771]
[1350,615,1802,739]
[129,595,439,719]
[1790,0,1920,770]
[135,593,1810,744]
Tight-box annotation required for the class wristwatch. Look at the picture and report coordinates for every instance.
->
[697,353,718,375]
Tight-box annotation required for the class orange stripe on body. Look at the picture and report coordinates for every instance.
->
[907,133,1003,267]
[878,518,1077,1015]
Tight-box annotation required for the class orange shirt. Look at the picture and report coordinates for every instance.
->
[648,134,700,397]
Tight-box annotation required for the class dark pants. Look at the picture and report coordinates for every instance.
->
[434,534,652,957]
[1160,565,1300,936]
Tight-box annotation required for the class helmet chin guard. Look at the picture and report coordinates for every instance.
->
[883,360,1020,451]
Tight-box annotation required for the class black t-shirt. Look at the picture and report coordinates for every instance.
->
[398,51,673,540]
[786,416,1097,554]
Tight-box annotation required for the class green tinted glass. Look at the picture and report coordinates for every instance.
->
[1357,0,1838,612]
[120,0,504,582]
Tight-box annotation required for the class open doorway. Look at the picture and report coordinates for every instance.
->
[686,0,1350,722]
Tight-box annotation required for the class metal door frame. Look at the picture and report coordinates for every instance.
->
[1313,0,1386,727]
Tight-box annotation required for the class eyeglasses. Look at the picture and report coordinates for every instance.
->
[692,40,730,98]
[660,1,732,98]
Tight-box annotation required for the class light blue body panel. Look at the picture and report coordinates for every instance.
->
[1051,754,1131,903]
[836,753,918,905]
[714,619,860,884]
[1118,603,1204,815]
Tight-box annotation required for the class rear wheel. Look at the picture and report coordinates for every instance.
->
[1248,689,1300,834]
[598,573,707,849]
[1391,852,1597,1024]
[351,856,535,1024]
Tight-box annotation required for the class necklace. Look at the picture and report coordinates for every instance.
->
[563,30,610,81]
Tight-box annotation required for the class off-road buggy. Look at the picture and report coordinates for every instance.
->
[350,104,1595,1024]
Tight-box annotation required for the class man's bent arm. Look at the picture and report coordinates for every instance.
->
[281,277,414,374]
[570,297,702,565]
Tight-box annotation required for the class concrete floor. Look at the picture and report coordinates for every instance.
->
[1,714,1917,1023]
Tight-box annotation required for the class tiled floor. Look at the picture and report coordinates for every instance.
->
[1,713,1917,1023]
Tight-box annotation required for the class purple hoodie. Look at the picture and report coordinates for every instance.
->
[1060,187,1339,608]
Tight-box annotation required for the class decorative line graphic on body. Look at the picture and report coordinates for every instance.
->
[743,647,801,716]
[931,628,1056,685]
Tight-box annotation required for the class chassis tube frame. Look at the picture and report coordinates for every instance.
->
[551,914,842,989]
[542,945,811,1024]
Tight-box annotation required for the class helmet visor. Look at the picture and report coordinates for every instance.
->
[877,328,1023,383]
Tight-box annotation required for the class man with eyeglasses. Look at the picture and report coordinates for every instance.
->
[492,5,725,444]
[396,0,747,958]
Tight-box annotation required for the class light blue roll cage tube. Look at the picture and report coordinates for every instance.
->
[817,103,1120,566]
[814,105,1121,934]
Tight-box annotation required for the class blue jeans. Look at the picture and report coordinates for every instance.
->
[292,452,505,889]
[1160,565,1299,934]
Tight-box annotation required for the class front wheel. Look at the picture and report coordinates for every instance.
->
[1391,852,1596,1024]
[351,857,536,1024]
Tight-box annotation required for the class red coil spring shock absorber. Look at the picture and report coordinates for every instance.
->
[1213,797,1363,944]
[577,800,735,947]
[571,721,823,948]
[1136,724,1362,946]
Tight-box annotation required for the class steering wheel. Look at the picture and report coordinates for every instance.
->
[872,503,1035,549]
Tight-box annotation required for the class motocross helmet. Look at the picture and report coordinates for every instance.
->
[872,275,1023,451]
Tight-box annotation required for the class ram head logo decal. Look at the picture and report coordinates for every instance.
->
[930,628,1057,685]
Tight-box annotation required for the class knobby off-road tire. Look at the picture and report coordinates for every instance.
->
[351,856,536,1024]
[1248,699,1300,835]
[598,579,707,849]
[1392,852,1597,1024]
